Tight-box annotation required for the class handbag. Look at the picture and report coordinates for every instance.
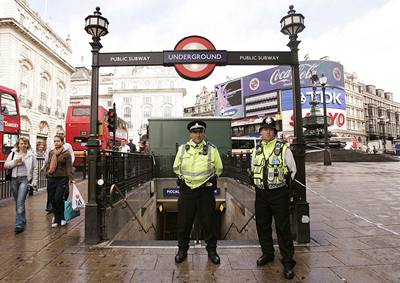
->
[71,183,85,210]
[64,200,80,221]
[5,152,15,181]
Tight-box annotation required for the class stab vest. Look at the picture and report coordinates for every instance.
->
[252,139,289,189]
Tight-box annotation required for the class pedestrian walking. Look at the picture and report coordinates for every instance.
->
[43,131,75,213]
[4,137,38,233]
[173,120,223,265]
[251,117,297,279]
[45,135,75,228]
[127,138,136,153]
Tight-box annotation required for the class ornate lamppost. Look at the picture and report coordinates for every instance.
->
[319,73,332,165]
[280,5,309,243]
[84,7,109,244]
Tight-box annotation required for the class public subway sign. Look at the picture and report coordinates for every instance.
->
[97,35,296,81]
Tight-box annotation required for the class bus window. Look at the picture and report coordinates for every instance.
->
[1,93,18,116]
[2,133,18,154]
[72,107,90,116]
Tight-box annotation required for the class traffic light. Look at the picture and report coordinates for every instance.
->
[107,108,116,132]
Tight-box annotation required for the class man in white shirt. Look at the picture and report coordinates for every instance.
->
[120,139,130,153]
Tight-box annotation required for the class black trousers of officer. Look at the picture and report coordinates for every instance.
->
[177,182,217,252]
[255,186,296,268]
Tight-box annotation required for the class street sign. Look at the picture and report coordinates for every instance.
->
[227,51,295,65]
[98,52,163,66]
[97,38,296,77]
[173,35,217,81]
[163,50,227,66]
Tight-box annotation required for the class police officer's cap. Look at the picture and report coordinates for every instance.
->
[259,117,278,133]
[187,120,207,132]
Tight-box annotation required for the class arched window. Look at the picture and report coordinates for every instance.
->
[19,60,33,103]
[124,107,131,119]
[163,105,172,118]
[21,116,31,136]
[143,106,152,118]
[56,82,65,116]
[40,72,51,112]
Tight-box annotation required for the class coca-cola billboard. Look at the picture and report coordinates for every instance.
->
[242,60,344,97]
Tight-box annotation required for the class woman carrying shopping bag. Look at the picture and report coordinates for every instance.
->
[4,137,38,233]
[46,135,75,228]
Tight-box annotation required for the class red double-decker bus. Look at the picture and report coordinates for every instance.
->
[65,105,128,167]
[0,85,20,160]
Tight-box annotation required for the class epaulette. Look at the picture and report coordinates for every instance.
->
[206,141,216,148]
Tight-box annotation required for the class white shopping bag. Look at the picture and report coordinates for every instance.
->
[71,183,86,210]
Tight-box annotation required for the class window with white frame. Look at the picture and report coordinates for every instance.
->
[123,97,132,104]
[56,82,65,114]
[124,107,131,119]
[143,106,152,118]
[40,73,50,108]
[20,63,32,100]
[143,96,151,104]
[163,105,172,118]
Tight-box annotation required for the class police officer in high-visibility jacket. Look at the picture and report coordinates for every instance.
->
[173,120,223,265]
[252,117,297,280]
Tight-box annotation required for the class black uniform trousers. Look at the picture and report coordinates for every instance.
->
[255,186,296,268]
[177,182,217,252]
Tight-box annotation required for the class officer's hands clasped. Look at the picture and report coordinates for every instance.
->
[177,176,185,187]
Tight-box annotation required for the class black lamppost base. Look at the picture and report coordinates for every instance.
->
[323,149,332,166]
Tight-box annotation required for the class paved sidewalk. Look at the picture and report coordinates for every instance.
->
[0,162,399,282]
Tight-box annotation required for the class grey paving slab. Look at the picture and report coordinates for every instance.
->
[0,163,400,282]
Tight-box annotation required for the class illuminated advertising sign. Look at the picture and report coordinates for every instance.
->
[242,60,344,97]
[214,79,244,119]
[281,87,347,132]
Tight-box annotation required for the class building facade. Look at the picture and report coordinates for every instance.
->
[344,72,400,151]
[183,86,215,117]
[70,66,186,145]
[188,59,400,151]
[0,0,74,155]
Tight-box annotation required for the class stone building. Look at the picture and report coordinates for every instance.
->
[70,66,186,145]
[345,72,400,150]
[0,0,74,155]
[183,86,215,117]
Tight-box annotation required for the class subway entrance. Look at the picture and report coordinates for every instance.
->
[106,177,263,248]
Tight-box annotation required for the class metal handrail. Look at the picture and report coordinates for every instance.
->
[222,212,255,239]
[109,184,156,233]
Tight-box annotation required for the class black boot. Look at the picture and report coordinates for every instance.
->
[207,250,220,265]
[174,249,187,263]
[283,266,295,279]
[256,254,274,266]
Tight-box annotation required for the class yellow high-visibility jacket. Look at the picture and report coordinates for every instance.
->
[252,139,289,189]
[173,139,223,189]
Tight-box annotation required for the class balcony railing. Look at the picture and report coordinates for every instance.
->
[38,105,51,114]
[18,96,33,109]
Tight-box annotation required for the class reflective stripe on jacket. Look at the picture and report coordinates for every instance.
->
[173,139,223,189]
[251,139,288,189]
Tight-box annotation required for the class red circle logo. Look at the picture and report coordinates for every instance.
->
[174,36,216,81]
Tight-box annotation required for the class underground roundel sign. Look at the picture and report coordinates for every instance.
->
[174,36,216,81]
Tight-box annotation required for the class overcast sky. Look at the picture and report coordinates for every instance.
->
[27,0,399,105]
